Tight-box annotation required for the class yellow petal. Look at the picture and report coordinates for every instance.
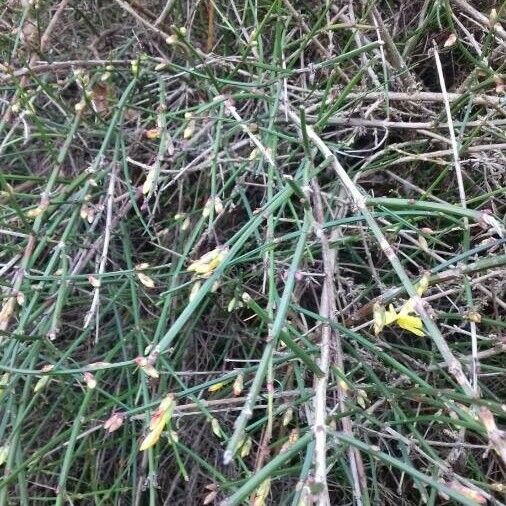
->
[139,423,164,451]
[416,274,430,296]
[135,357,160,378]
[211,417,222,438]
[16,292,25,306]
[208,381,226,393]
[282,408,293,426]
[252,478,271,506]
[33,365,54,393]
[240,436,252,457]
[202,198,213,218]
[214,197,223,214]
[196,249,220,264]
[446,481,486,504]
[396,314,425,336]
[159,393,175,413]
[26,206,44,218]
[384,304,398,325]
[183,120,195,139]
[88,275,101,288]
[149,410,166,431]
[83,371,96,389]
[137,272,155,288]
[0,297,16,331]
[399,299,414,316]
[140,394,175,451]
[141,363,159,379]
[142,169,156,195]
[189,280,201,302]
[233,374,243,396]
[145,128,160,140]
[187,247,227,275]
[187,260,211,275]
[34,376,51,393]
[373,302,386,335]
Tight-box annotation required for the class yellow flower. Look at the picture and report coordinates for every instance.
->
[187,247,228,276]
[372,302,398,335]
[395,300,425,336]
[139,394,175,451]
[374,300,425,337]
[208,381,227,393]
[396,313,425,336]
[239,436,252,457]
[415,273,430,296]
[384,305,398,325]
[139,421,164,451]
[251,478,271,506]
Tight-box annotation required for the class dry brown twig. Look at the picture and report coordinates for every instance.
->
[310,179,366,506]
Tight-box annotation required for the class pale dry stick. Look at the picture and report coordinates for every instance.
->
[372,427,497,506]
[303,90,504,107]
[282,0,333,59]
[73,186,142,277]
[370,6,419,90]
[284,105,506,465]
[309,182,334,506]
[154,0,176,26]
[340,5,381,87]
[433,44,478,395]
[0,235,34,334]
[1,55,256,84]
[432,47,468,217]
[451,0,506,43]
[325,0,333,55]
[365,345,506,417]
[355,143,506,178]
[440,323,496,342]
[113,0,172,41]
[451,12,483,56]
[370,9,389,97]
[164,139,251,174]
[384,170,447,204]
[460,10,506,46]
[83,169,116,331]
[223,99,276,167]
[39,0,69,50]
[0,123,39,331]
[423,270,506,310]
[130,388,319,422]
[0,254,21,278]
[228,0,260,61]
[310,180,365,506]
[376,218,447,267]
[306,115,506,130]
[43,389,314,461]
[475,284,506,311]
[358,223,386,289]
